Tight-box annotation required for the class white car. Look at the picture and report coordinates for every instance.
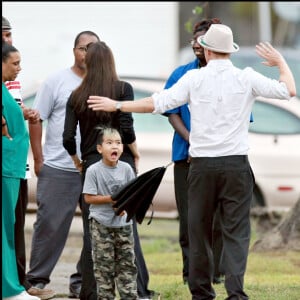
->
[248,97,300,210]
[231,47,300,210]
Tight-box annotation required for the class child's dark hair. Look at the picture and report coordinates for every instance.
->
[96,126,120,145]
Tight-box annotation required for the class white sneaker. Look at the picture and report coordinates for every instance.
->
[3,291,41,300]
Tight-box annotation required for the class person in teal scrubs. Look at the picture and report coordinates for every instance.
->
[2,42,38,300]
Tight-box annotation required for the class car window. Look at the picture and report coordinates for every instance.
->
[133,89,172,133]
[250,101,300,134]
[231,51,300,95]
[232,55,280,77]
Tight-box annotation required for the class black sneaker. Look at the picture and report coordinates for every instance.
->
[68,285,81,298]
[32,283,46,289]
[150,290,161,299]
[138,290,161,300]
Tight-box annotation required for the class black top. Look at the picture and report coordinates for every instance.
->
[62,81,136,169]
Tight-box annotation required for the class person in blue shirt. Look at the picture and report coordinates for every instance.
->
[164,18,221,285]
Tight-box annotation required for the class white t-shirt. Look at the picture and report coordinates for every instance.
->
[33,67,82,171]
[83,160,135,228]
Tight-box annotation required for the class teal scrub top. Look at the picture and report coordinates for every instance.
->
[2,82,29,178]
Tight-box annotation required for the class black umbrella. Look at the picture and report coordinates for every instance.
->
[112,162,173,224]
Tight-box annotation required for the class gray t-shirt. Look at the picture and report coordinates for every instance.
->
[83,160,135,227]
[33,67,82,171]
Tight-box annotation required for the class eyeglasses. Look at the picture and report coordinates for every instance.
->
[189,35,204,47]
[189,39,198,46]
[75,46,88,52]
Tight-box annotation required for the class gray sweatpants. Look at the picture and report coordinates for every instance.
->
[26,164,82,285]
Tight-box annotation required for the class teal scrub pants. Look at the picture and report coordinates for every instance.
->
[2,177,25,298]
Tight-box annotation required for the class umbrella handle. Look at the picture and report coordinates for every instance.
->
[147,204,154,225]
[165,161,173,168]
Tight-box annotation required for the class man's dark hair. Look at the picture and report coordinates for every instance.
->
[73,31,100,47]
[193,18,222,35]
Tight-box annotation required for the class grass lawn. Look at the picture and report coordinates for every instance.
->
[137,218,300,300]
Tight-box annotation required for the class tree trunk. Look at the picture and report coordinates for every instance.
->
[251,199,300,251]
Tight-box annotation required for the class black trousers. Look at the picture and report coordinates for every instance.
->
[187,155,253,300]
[174,160,224,283]
[79,154,152,300]
[212,206,224,279]
[15,179,31,290]
[173,161,190,282]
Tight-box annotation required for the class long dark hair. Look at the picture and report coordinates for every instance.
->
[71,41,118,121]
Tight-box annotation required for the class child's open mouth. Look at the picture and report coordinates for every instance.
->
[111,151,118,159]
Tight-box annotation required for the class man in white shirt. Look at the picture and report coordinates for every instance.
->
[86,24,296,300]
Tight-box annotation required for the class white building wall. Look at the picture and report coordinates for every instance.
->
[3,1,179,95]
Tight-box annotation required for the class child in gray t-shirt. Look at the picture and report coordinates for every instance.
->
[83,127,137,300]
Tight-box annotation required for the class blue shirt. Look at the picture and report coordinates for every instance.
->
[164,58,253,161]
[164,59,198,161]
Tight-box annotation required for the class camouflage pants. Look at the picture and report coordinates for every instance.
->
[90,218,138,300]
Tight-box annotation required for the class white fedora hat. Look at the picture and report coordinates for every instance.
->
[197,24,239,53]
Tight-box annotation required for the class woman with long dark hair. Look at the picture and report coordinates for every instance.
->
[63,41,153,300]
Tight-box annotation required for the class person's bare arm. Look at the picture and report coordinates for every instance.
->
[168,113,191,162]
[84,193,114,204]
[127,141,140,173]
[29,121,43,176]
[168,114,189,142]
[21,103,40,124]
[87,96,154,113]
[84,194,125,216]
[71,154,83,173]
[256,42,296,97]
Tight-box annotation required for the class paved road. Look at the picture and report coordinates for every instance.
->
[25,213,83,299]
